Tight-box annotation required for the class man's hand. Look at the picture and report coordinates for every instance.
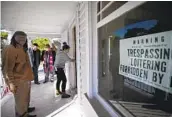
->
[9,83,17,94]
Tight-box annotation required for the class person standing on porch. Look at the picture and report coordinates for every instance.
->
[28,43,41,84]
[54,42,75,98]
[49,43,57,82]
[2,31,36,117]
[41,44,55,83]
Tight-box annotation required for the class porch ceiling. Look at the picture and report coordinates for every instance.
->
[1,1,77,38]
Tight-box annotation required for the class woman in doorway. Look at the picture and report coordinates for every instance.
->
[42,44,55,83]
[54,42,75,98]
[2,31,36,117]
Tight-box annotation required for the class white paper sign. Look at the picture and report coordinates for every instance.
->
[119,31,172,94]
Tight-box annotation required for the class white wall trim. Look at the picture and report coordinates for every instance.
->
[75,3,82,101]
[86,1,93,99]
[91,1,98,97]
[97,1,146,28]
[77,1,88,100]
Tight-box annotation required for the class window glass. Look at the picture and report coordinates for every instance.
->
[102,1,110,9]
[98,2,172,117]
[102,1,127,19]
[97,1,100,13]
[97,15,100,23]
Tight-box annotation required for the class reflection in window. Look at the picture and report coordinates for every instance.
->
[98,1,172,117]
[97,1,100,13]
[102,1,110,9]
[102,1,127,19]
[114,19,158,39]
[97,15,100,23]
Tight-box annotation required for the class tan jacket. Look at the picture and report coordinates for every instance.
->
[2,45,34,86]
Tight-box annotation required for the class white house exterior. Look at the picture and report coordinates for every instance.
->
[1,1,172,117]
[63,1,172,117]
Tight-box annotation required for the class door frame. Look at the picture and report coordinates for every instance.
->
[72,26,78,89]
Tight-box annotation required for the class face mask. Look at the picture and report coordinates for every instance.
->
[15,35,26,46]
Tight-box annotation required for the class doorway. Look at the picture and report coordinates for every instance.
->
[72,26,77,91]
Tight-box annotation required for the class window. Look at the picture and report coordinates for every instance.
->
[98,2,172,117]
[97,1,127,23]
[97,15,100,23]
[102,1,110,9]
[97,1,100,13]
[102,1,127,19]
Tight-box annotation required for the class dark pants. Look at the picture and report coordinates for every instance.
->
[55,68,67,92]
[32,66,39,83]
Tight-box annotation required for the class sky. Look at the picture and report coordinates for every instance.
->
[113,19,158,39]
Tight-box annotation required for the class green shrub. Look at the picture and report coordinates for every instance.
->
[32,37,50,51]
[0,31,8,39]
